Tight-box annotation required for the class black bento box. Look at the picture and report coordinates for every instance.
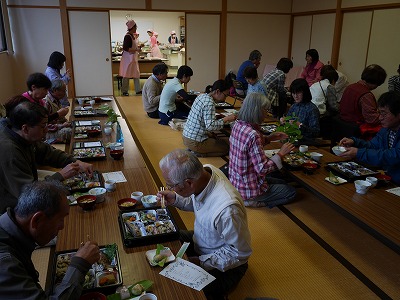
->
[326,161,379,182]
[118,207,179,247]
[62,170,104,193]
[52,244,122,295]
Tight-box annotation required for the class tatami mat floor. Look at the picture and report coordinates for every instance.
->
[116,94,400,299]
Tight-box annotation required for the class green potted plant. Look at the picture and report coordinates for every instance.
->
[275,113,303,143]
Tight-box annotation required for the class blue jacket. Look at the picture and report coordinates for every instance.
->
[353,127,400,184]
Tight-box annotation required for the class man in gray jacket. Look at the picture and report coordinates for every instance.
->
[142,63,168,118]
[0,181,100,299]
[0,101,92,213]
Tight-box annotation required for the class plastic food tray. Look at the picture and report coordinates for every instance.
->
[118,208,179,247]
[52,244,122,295]
[72,141,106,161]
[326,161,379,182]
[62,170,104,193]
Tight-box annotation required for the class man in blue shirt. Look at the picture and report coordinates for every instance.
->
[236,50,262,91]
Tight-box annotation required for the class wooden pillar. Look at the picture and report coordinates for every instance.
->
[219,0,227,78]
[331,0,343,68]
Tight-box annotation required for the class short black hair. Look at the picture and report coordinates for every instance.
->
[378,91,400,116]
[204,79,230,93]
[320,65,336,78]
[290,78,312,103]
[249,50,262,61]
[322,70,339,83]
[243,66,258,80]
[152,63,168,76]
[9,102,48,130]
[177,65,193,79]
[276,58,293,74]
[361,64,387,86]
[47,51,66,70]
[26,73,52,91]
[306,49,319,63]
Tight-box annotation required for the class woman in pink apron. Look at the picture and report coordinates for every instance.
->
[151,32,163,58]
[119,19,142,96]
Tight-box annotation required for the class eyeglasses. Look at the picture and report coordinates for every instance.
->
[165,178,191,190]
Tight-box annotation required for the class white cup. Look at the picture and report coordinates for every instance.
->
[105,180,116,192]
[366,176,378,188]
[104,127,112,136]
[89,99,95,107]
[310,152,323,162]
[139,293,157,300]
[89,187,107,203]
[299,145,309,153]
[77,98,84,105]
[131,191,143,203]
[354,180,372,194]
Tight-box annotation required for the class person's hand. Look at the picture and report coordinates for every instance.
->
[278,142,295,156]
[77,160,93,177]
[223,114,236,123]
[279,117,285,124]
[57,107,69,118]
[156,190,176,206]
[59,162,81,179]
[268,132,288,142]
[339,147,358,159]
[339,138,354,147]
[62,121,72,128]
[65,69,71,78]
[75,240,100,265]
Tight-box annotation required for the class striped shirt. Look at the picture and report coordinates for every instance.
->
[388,75,400,93]
[183,93,224,142]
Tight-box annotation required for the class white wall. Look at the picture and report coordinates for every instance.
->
[292,0,336,12]
[110,11,183,46]
[7,7,64,93]
[227,0,291,13]
[226,13,291,76]
[66,0,145,9]
[0,53,15,102]
[152,0,221,11]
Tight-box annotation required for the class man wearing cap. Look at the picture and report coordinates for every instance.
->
[119,19,142,96]
[168,31,179,44]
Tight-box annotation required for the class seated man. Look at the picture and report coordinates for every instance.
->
[244,66,268,96]
[44,79,72,143]
[236,50,262,92]
[157,149,252,299]
[0,181,100,299]
[339,91,400,185]
[340,64,387,139]
[142,63,168,119]
[158,65,193,125]
[0,102,92,213]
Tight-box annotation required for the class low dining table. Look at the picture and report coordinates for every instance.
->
[52,97,206,299]
[266,142,400,253]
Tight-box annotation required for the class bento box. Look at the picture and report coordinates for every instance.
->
[326,161,379,182]
[52,244,122,295]
[62,170,104,193]
[72,141,106,161]
[118,208,179,247]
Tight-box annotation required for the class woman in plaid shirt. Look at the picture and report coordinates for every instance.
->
[229,93,297,208]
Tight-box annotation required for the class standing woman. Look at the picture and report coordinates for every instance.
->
[182,79,236,157]
[151,31,163,58]
[45,51,71,107]
[300,49,324,86]
[120,19,142,96]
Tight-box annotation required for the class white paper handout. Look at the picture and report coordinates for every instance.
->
[386,187,400,197]
[159,257,215,291]
[102,171,127,183]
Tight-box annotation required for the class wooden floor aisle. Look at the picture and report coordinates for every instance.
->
[115,94,400,300]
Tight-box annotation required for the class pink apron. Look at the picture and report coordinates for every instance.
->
[119,34,140,78]
[150,36,163,58]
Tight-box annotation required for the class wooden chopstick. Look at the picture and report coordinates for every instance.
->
[160,186,166,208]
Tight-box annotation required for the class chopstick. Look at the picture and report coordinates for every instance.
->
[160,186,166,208]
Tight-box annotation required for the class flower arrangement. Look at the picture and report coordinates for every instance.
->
[275,113,303,143]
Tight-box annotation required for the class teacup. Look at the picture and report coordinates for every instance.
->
[89,187,107,203]
[131,191,143,203]
[366,176,378,188]
[139,293,157,300]
[105,180,116,192]
[77,98,84,105]
[89,99,95,107]
[310,152,323,162]
[354,180,372,194]
[299,145,308,153]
